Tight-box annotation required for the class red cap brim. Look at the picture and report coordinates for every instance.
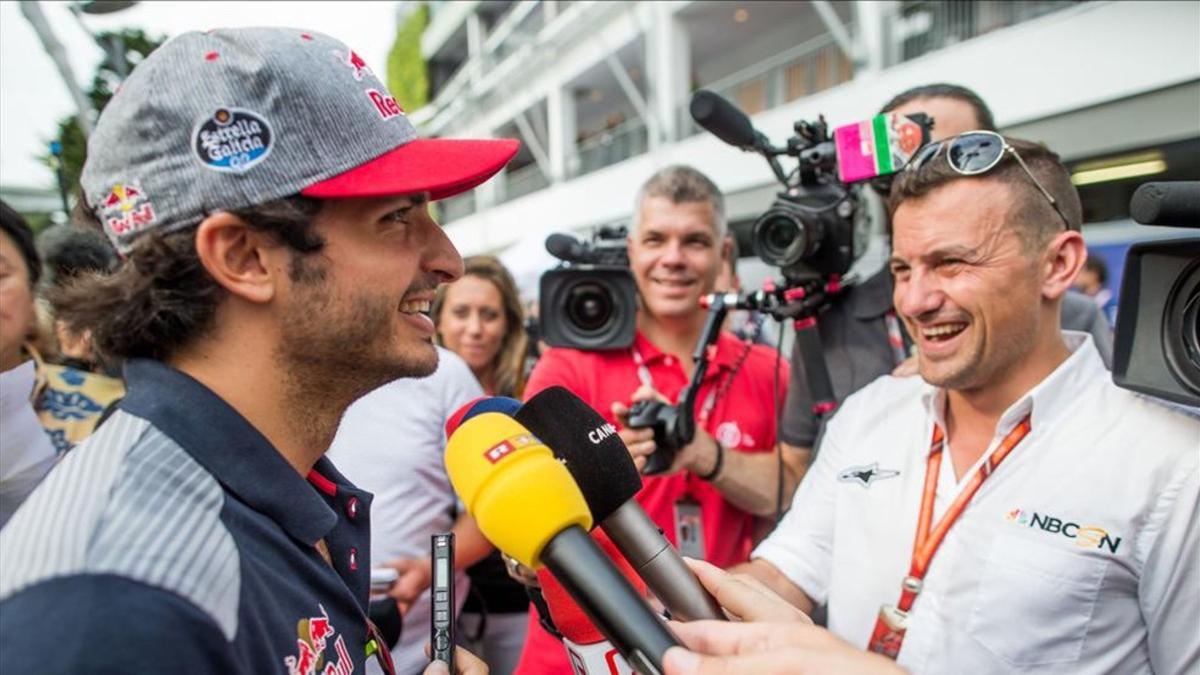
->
[301,137,520,201]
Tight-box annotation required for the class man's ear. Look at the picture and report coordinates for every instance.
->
[1041,230,1087,302]
[194,212,281,304]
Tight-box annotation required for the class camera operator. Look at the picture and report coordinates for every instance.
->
[779,84,1114,472]
[513,165,793,673]
[742,134,1199,672]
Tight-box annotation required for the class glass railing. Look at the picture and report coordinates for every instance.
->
[502,162,551,203]
[677,33,853,139]
[898,0,1082,61]
[572,117,649,178]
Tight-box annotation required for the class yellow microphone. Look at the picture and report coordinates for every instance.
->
[445,412,591,568]
[445,411,679,674]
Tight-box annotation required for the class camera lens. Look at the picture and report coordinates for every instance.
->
[1163,260,1200,395]
[764,216,800,253]
[752,207,817,268]
[566,281,613,332]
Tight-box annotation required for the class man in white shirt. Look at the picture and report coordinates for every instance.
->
[327,347,490,674]
[745,134,1199,674]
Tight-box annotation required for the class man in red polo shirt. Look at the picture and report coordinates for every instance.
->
[514,165,795,673]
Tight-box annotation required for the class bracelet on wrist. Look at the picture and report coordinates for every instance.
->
[698,438,724,481]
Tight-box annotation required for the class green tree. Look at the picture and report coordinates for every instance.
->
[387,3,430,112]
[44,29,165,198]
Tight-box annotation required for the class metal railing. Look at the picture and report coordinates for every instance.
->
[572,116,649,178]
[677,33,853,139]
[501,162,551,203]
[897,0,1082,61]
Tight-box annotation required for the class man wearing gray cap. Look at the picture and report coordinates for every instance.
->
[0,27,516,675]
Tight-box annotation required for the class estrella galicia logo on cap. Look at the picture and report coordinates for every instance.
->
[192,107,273,172]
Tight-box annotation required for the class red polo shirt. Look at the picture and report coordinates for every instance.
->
[514,330,787,674]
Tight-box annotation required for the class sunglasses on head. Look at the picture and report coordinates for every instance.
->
[906,130,1073,231]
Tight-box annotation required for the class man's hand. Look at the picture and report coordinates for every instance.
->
[381,557,432,616]
[612,385,721,476]
[423,644,489,675]
[662,621,906,675]
[500,552,540,589]
[684,557,810,623]
[612,384,671,473]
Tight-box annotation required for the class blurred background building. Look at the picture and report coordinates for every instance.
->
[406,0,1199,299]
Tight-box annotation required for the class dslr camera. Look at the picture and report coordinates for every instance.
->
[1113,181,1200,407]
[538,225,638,351]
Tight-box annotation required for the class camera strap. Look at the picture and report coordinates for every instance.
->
[884,311,912,367]
[629,345,724,426]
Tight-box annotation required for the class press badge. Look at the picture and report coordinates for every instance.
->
[673,498,705,560]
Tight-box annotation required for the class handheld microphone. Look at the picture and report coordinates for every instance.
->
[445,413,679,673]
[1131,181,1200,228]
[540,532,642,675]
[515,386,724,622]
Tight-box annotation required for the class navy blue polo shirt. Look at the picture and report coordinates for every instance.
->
[0,359,379,674]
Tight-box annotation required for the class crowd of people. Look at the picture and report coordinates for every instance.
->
[0,24,1196,675]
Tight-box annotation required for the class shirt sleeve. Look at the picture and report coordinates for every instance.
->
[0,574,241,673]
[751,394,854,606]
[1138,461,1199,675]
[523,347,586,402]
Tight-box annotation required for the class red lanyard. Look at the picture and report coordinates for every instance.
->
[867,414,1033,659]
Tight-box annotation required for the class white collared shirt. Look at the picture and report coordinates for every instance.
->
[755,333,1199,674]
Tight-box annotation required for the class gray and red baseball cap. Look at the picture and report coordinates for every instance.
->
[81,27,519,253]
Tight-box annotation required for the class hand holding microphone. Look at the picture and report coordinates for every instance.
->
[661,561,904,675]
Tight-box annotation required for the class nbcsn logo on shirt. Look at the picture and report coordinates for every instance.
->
[1005,508,1122,554]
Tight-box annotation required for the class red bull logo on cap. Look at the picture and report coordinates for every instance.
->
[99,182,156,237]
[366,89,403,120]
[333,48,373,81]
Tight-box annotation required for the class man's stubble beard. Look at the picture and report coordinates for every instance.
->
[276,277,439,426]
[918,305,1039,394]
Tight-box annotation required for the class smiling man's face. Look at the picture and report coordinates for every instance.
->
[628,196,726,324]
[889,179,1044,393]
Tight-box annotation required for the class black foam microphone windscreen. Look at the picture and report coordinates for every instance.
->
[689,89,758,150]
[1130,182,1200,228]
[514,386,642,521]
[545,233,587,263]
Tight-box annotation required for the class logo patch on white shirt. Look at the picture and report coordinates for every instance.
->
[838,462,900,488]
[1005,508,1123,553]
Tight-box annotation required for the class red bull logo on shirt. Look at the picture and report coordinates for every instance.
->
[1006,508,1122,553]
[99,182,156,237]
[284,605,353,675]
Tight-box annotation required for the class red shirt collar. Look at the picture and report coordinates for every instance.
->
[632,330,744,373]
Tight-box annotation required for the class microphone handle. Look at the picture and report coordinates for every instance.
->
[541,525,679,675]
[602,502,724,621]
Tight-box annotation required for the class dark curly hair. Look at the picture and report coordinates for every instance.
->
[50,196,324,362]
